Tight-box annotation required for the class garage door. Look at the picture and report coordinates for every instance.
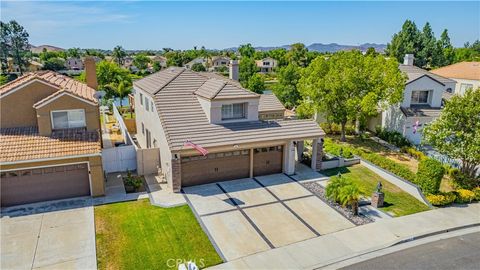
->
[1,163,90,207]
[253,146,283,176]
[181,150,250,187]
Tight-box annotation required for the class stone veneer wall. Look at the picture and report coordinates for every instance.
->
[315,140,324,170]
[171,158,182,192]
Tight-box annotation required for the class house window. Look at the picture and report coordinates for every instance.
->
[145,98,150,111]
[221,103,246,120]
[151,101,154,112]
[140,93,143,106]
[263,62,270,66]
[51,109,86,129]
[411,90,429,104]
[460,83,473,94]
[142,122,145,134]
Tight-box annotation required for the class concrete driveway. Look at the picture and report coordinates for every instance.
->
[183,173,354,261]
[1,199,96,270]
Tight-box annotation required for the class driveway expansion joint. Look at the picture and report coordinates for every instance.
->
[215,183,275,249]
[252,177,321,237]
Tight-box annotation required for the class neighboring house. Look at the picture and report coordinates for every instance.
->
[184,57,207,69]
[133,67,325,192]
[431,62,480,96]
[256,57,277,73]
[258,91,286,120]
[0,58,105,207]
[210,56,230,71]
[368,54,456,145]
[7,58,43,74]
[66,57,84,70]
[148,55,167,69]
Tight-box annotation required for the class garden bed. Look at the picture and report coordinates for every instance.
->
[302,181,373,225]
[122,173,147,193]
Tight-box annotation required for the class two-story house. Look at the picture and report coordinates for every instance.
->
[0,57,105,206]
[66,57,84,70]
[133,66,324,192]
[209,56,231,71]
[369,54,456,145]
[256,57,277,73]
[184,57,207,69]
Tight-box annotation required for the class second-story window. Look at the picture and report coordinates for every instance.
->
[222,103,246,120]
[140,93,144,106]
[145,98,150,111]
[411,90,429,104]
[51,109,86,129]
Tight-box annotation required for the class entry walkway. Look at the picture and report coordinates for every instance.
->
[208,203,480,269]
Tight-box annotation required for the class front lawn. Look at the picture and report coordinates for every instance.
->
[95,200,222,270]
[321,165,430,217]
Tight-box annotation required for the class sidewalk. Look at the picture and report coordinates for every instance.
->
[144,174,186,208]
[208,203,480,269]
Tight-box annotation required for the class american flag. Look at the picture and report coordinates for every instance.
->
[184,140,209,156]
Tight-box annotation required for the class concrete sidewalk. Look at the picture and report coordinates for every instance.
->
[208,203,480,269]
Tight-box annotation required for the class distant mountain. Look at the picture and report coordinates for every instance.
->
[224,43,386,53]
[30,44,65,54]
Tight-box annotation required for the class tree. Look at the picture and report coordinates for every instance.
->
[268,48,288,67]
[423,88,480,179]
[272,64,301,108]
[133,53,150,71]
[105,80,131,108]
[365,47,378,57]
[165,51,183,67]
[42,57,65,71]
[239,57,258,88]
[112,45,126,66]
[94,61,132,92]
[5,20,30,75]
[337,183,360,215]
[239,43,255,58]
[437,29,454,66]
[418,22,440,68]
[0,21,11,74]
[67,47,81,58]
[246,73,265,94]
[152,61,162,72]
[298,50,406,141]
[191,62,206,72]
[386,20,422,66]
[286,43,308,67]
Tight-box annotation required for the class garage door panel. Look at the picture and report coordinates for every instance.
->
[253,146,283,177]
[182,152,250,187]
[1,164,90,207]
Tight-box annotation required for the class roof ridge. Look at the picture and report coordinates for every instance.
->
[210,79,227,99]
[153,68,186,95]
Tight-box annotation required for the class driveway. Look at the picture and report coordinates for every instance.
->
[183,173,354,261]
[1,199,96,270]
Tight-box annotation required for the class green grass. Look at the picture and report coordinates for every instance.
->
[95,200,222,270]
[321,165,430,217]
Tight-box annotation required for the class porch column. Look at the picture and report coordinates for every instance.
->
[249,148,254,178]
[311,138,324,171]
[283,140,296,175]
[170,153,182,192]
[296,140,304,161]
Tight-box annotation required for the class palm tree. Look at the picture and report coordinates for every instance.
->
[338,184,360,215]
[325,173,350,202]
[112,45,126,66]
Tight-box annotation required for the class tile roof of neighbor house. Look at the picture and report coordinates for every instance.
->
[400,105,442,118]
[134,67,324,151]
[0,127,101,163]
[430,62,480,81]
[259,92,286,112]
[0,71,97,103]
[399,64,455,85]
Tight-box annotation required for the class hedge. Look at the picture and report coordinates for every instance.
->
[415,158,445,194]
[375,127,412,148]
[323,138,354,158]
[426,192,456,206]
[455,189,476,203]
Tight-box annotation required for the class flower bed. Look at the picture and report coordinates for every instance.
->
[302,181,373,226]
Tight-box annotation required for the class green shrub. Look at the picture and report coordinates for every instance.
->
[455,189,475,203]
[326,174,352,202]
[323,138,354,158]
[415,158,445,194]
[426,192,456,206]
[473,187,480,201]
[325,174,360,215]
[401,146,426,160]
[320,122,355,135]
[451,171,478,190]
[375,127,412,148]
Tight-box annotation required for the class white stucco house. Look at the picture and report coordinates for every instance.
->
[184,57,207,69]
[368,54,456,145]
[431,61,480,96]
[133,65,324,192]
[256,57,277,73]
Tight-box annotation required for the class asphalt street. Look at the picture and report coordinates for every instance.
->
[341,232,480,270]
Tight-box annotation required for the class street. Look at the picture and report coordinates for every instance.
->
[341,232,480,270]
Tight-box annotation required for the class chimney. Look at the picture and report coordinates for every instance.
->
[229,60,239,81]
[84,56,98,89]
[404,54,414,66]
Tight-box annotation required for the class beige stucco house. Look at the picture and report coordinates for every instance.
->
[256,57,277,73]
[0,57,105,207]
[431,61,480,96]
[133,67,324,192]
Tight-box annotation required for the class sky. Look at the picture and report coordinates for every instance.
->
[1,1,479,50]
